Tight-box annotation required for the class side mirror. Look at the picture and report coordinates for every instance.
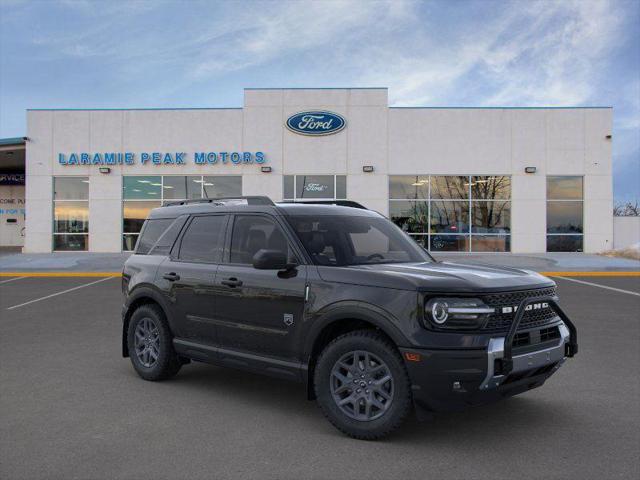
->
[252,249,289,270]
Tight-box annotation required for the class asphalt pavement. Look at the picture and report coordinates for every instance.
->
[0,274,639,479]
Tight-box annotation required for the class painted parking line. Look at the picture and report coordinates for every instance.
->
[554,276,640,297]
[0,276,26,285]
[0,272,121,277]
[6,277,116,310]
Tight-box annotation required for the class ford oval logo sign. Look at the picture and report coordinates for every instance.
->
[286,111,346,136]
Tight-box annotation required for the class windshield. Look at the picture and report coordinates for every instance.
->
[286,215,433,266]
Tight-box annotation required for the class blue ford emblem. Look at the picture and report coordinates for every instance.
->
[286,111,346,136]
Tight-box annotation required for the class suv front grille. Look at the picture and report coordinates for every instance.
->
[482,287,559,332]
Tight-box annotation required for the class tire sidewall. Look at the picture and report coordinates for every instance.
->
[314,332,411,438]
[127,305,176,380]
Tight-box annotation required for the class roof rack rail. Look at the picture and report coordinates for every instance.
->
[279,200,368,209]
[164,196,275,207]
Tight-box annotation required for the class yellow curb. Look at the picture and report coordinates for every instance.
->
[0,272,122,277]
[541,271,640,277]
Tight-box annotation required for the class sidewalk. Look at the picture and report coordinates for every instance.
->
[0,251,638,273]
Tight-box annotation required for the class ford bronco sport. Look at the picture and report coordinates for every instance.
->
[121,196,577,439]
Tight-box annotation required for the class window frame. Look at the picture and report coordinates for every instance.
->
[388,175,512,253]
[172,214,230,265]
[222,213,305,266]
[283,174,347,201]
[53,176,89,252]
[545,175,584,252]
[122,175,242,252]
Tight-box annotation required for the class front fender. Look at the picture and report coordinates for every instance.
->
[302,300,411,360]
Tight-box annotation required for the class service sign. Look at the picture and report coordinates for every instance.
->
[286,111,346,136]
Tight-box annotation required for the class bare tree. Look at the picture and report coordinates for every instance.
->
[613,201,639,216]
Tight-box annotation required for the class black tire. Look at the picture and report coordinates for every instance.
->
[127,304,181,381]
[314,330,412,440]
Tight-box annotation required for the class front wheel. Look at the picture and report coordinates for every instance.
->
[314,330,412,440]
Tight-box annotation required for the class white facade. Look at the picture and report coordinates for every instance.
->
[24,88,613,253]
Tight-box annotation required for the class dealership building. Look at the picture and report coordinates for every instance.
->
[0,88,614,253]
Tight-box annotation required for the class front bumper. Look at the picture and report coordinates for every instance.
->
[401,296,577,416]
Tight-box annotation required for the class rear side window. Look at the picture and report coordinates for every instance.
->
[178,215,227,263]
[149,216,188,256]
[136,219,173,255]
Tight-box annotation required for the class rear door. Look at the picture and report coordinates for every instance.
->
[158,214,229,345]
[214,213,308,363]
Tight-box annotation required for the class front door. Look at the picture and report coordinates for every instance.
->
[214,214,307,362]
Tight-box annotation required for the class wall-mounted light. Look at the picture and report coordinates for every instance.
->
[99,167,111,174]
[362,165,374,173]
[524,167,537,174]
[261,166,272,173]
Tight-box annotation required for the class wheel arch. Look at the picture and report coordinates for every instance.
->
[122,286,173,358]
[303,302,409,399]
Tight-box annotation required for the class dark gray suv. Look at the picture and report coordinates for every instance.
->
[121,196,577,439]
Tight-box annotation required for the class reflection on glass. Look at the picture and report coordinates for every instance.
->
[430,201,469,233]
[336,175,347,199]
[471,176,511,200]
[123,176,161,199]
[389,176,429,199]
[547,176,583,200]
[54,202,89,233]
[296,175,335,199]
[472,201,510,233]
[547,201,583,233]
[162,176,202,200]
[389,201,429,233]
[283,176,294,199]
[430,235,469,252]
[54,177,89,200]
[203,176,242,198]
[547,235,583,252]
[472,235,510,252]
[123,201,161,233]
[122,234,139,252]
[409,235,429,249]
[430,176,469,199]
[54,234,88,251]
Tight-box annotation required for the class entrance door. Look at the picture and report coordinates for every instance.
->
[0,185,25,247]
[214,214,307,362]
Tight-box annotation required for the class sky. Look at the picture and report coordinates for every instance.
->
[0,0,638,203]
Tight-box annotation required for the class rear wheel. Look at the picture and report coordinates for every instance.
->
[127,304,181,381]
[314,330,411,440]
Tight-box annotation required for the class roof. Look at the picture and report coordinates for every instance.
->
[148,200,378,220]
[0,137,26,146]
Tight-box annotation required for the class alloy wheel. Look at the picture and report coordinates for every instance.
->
[134,317,160,368]
[330,350,394,421]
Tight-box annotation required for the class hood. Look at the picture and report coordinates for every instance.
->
[316,261,554,293]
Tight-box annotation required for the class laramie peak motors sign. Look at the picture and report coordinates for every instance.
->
[286,111,346,136]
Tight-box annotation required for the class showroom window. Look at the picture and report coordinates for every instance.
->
[283,175,347,201]
[546,176,583,252]
[53,177,89,251]
[389,175,511,252]
[122,175,241,251]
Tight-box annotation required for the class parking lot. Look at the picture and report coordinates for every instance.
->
[1,273,639,480]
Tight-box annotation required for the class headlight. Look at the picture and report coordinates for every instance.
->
[424,297,494,330]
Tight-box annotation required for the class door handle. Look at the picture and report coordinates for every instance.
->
[221,277,243,288]
[162,272,180,281]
